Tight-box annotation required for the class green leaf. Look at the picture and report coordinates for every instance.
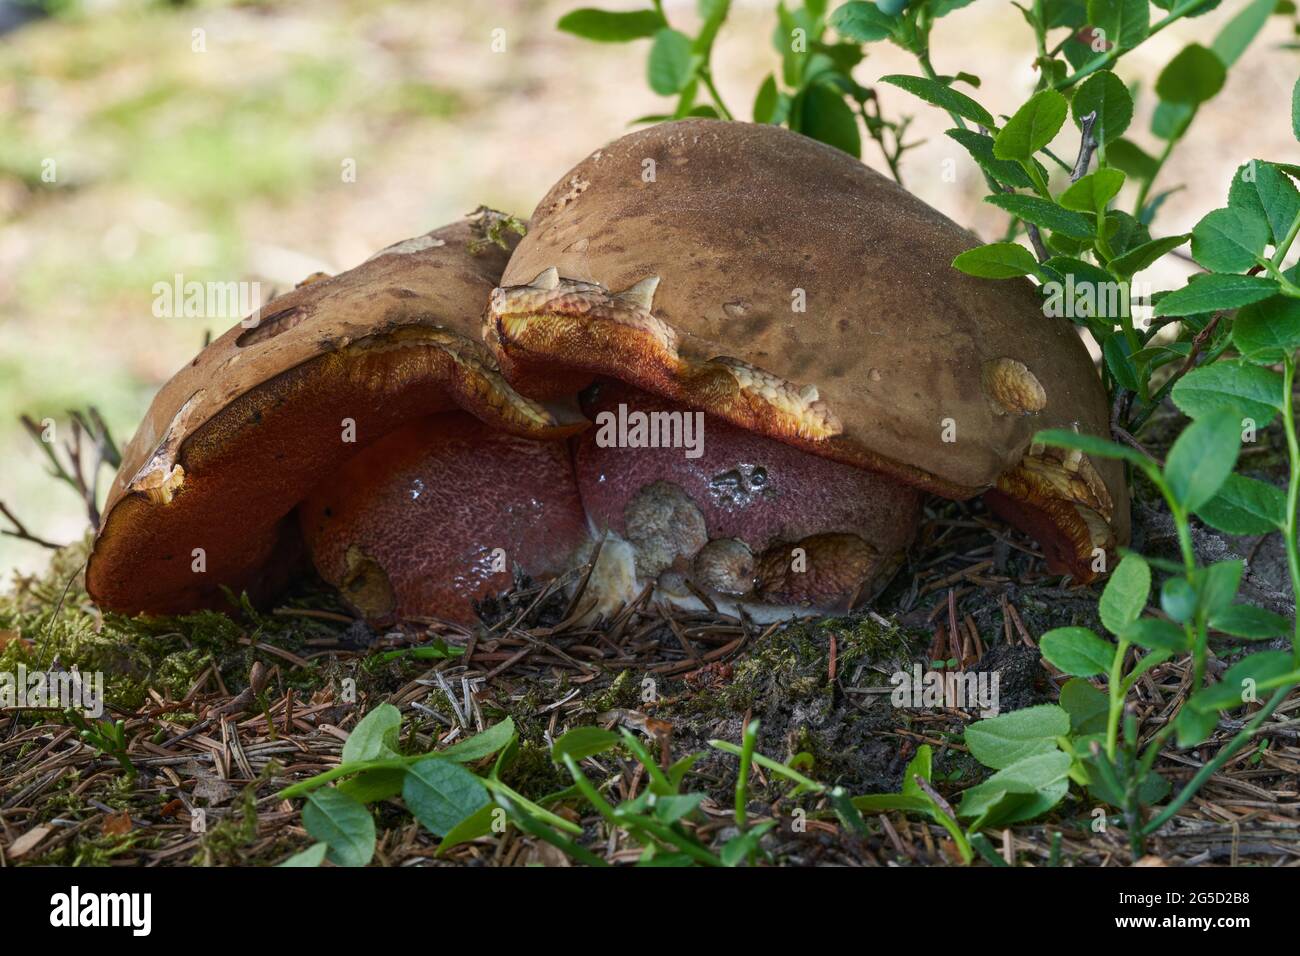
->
[1060,168,1126,214]
[956,751,1071,821]
[945,128,1039,188]
[829,1,897,42]
[436,803,498,854]
[1151,0,1222,19]
[994,90,1069,161]
[1041,255,1113,290]
[667,752,704,790]
[1189,651,1295,712]
[952,241,1041,279]
[1210,0,1276,67]
[1196,474,1287,534]
[1151,100,1194,141]
[964,704,1069,770]
[830,786,872,837]
[1107,138,1158,180]
[852,793,935,813]
[552,726,621,763]
[279,842,328,867]
[1126,649,1173,686]
[1228,160,1268,221]
[720,819,777,866]
[1071,70,1133,144]
[1171,360,1284,423]
[1164,409,1242,510]
[1103,208,1151,255]
[1210,604,1292,639]
[1155,44,1226,105]
[1293,77,1300,142]
[1108,233,1191,277]
[338,768,405,804]
[1122,617,1190,652]
[1248,162,1300,247]
[403,757,491,837]
[1161,576,1198,624]
[1130,341,1191,371]
[1190,207,1270,273]
[1059,679,1108,735]
[341,703,403,765]
[1153,273,1279,317]
[1040,627,1116,677]
[753,74,780,123]
[648,28,695,95]
[931,0,978,15]
[1100,554,1150,635]
[439,718,517,763]
[1033,427,1156,474]
[1086,0,1149,49]
[651,792,707,823]
[303,788,376,867]
[1040,252,1114,322]
[482,778,583,835]
[880,74,995,129]
[900,745,934,796]
[1174,701,1220,747]
[1103,334,1141,391]
[1083,746,1170,807]
[557,7,667,42]
[985,194,1094,239]
[965,785,1068,829]
[799,82,861,157]
[1084,0,1147,48]
[1198,559,1244,617]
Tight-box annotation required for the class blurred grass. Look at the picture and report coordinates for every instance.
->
[0,0,487,575]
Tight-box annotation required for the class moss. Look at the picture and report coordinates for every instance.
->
[467,206,528,254]
[665,615,906,722]
[500,740,567,799]
[0,538,347,712]
[586,669,638,713]
[40,773,85,818]
[38,832,152,867]
[191,785,261,867]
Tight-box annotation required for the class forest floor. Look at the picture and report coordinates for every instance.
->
[2,400,1297,868]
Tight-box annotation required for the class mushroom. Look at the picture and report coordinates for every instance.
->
[485,119,1128,613]
[88,122,1129,628]
[86,217,591,624]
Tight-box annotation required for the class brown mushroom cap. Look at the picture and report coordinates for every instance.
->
[488,120,1129,578]
[87,218,584,616]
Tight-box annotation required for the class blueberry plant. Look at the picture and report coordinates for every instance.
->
[546,0,1300,858]
[278,706,860,867]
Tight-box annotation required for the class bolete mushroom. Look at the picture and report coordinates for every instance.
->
[86,217,591,625]
[89,123,1129,628]
[484,119,1129,614]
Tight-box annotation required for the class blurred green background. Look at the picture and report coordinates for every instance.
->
[1,0,1296,581]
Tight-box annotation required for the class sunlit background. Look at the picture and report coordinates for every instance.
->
[1,0,1296,581]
